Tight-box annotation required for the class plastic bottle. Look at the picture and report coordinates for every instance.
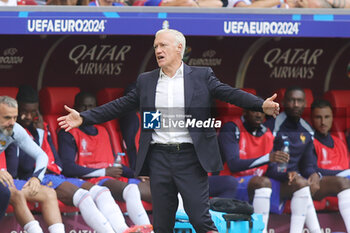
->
[113,152,125,168]
[277,141,289,173]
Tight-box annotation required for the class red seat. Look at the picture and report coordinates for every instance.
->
[0,152,6,171]
[96,88,129,167]
[0,87,18,98]
[17,0,38,5]
[275,88,314,124]
[215,88,256,125]
[324,90,350,146]
[96,88,152,212]
[325,196,339,212]
[39,87,81,150]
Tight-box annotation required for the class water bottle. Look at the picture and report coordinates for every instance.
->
[113,152,125,168]
[277,141,289,173]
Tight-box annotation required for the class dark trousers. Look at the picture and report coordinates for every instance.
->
[148,145,217,233]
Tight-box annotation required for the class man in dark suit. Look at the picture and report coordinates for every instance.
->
[58,28,280,233]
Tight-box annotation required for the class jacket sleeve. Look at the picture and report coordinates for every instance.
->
[81,83,140,126]
[4,143,18,178]
[13,124,48,182]
[206,68,264,112]
[299,141,319,178]
[58,130,100,177]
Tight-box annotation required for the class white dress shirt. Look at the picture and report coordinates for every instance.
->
[152,63,193,144]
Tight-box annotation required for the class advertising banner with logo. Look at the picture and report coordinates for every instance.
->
[241,37,346,99]
[40,35,154,90]
[0,35,349,100]
[0,35,54,87]
[326,43,350,91]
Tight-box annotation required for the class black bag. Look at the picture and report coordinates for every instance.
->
[210,198,255,233]
[209,197,254,215]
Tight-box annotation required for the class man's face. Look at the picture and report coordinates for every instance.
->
[76,96,96,113]
[153,32,182,70]
[18,102,39,128]
[0,103,18,136]
[311,106,333,136]
[283,90,306,119]
[243,110,265,129]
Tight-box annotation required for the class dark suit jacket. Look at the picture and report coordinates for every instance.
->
[81,64,264,176]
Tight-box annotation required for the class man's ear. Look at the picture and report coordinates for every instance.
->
[177,43,182,54]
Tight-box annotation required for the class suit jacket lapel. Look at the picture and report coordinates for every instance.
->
[184,64,193,113]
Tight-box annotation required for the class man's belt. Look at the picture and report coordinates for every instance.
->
[152,143,193,152]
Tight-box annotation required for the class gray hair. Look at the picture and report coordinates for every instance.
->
[156,29,186,59]
[0,96,18,108]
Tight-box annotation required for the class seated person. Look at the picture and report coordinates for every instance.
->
[132,0,222,7]
[6,85,151,233]
[227,0,286,8]
[0,95,64,233]
[58,91,152,227]
[311,99,349,172]
[89,0,125,6]
[46,0,89,5]
[265,87,350,233]
[218,109,297,233]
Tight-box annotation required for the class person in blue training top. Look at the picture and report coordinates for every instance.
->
[0,95,65,233]
[6,85,152,233]
[58,91,153,228]
[218,109,289,233]
[264,86,350,233]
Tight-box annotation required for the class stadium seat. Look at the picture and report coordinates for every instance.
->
[0,152,6,171]
[96,88,152,212]
[275,88,314,124]
[0,87,18,98]
[17,0,38,5]
[215,88,257,125]
[33,200,79,214]
[325,196,339,212]
[330,131,347,150]
[39,87,81,150]
[96,88,129,166]
[323,90,350,145]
